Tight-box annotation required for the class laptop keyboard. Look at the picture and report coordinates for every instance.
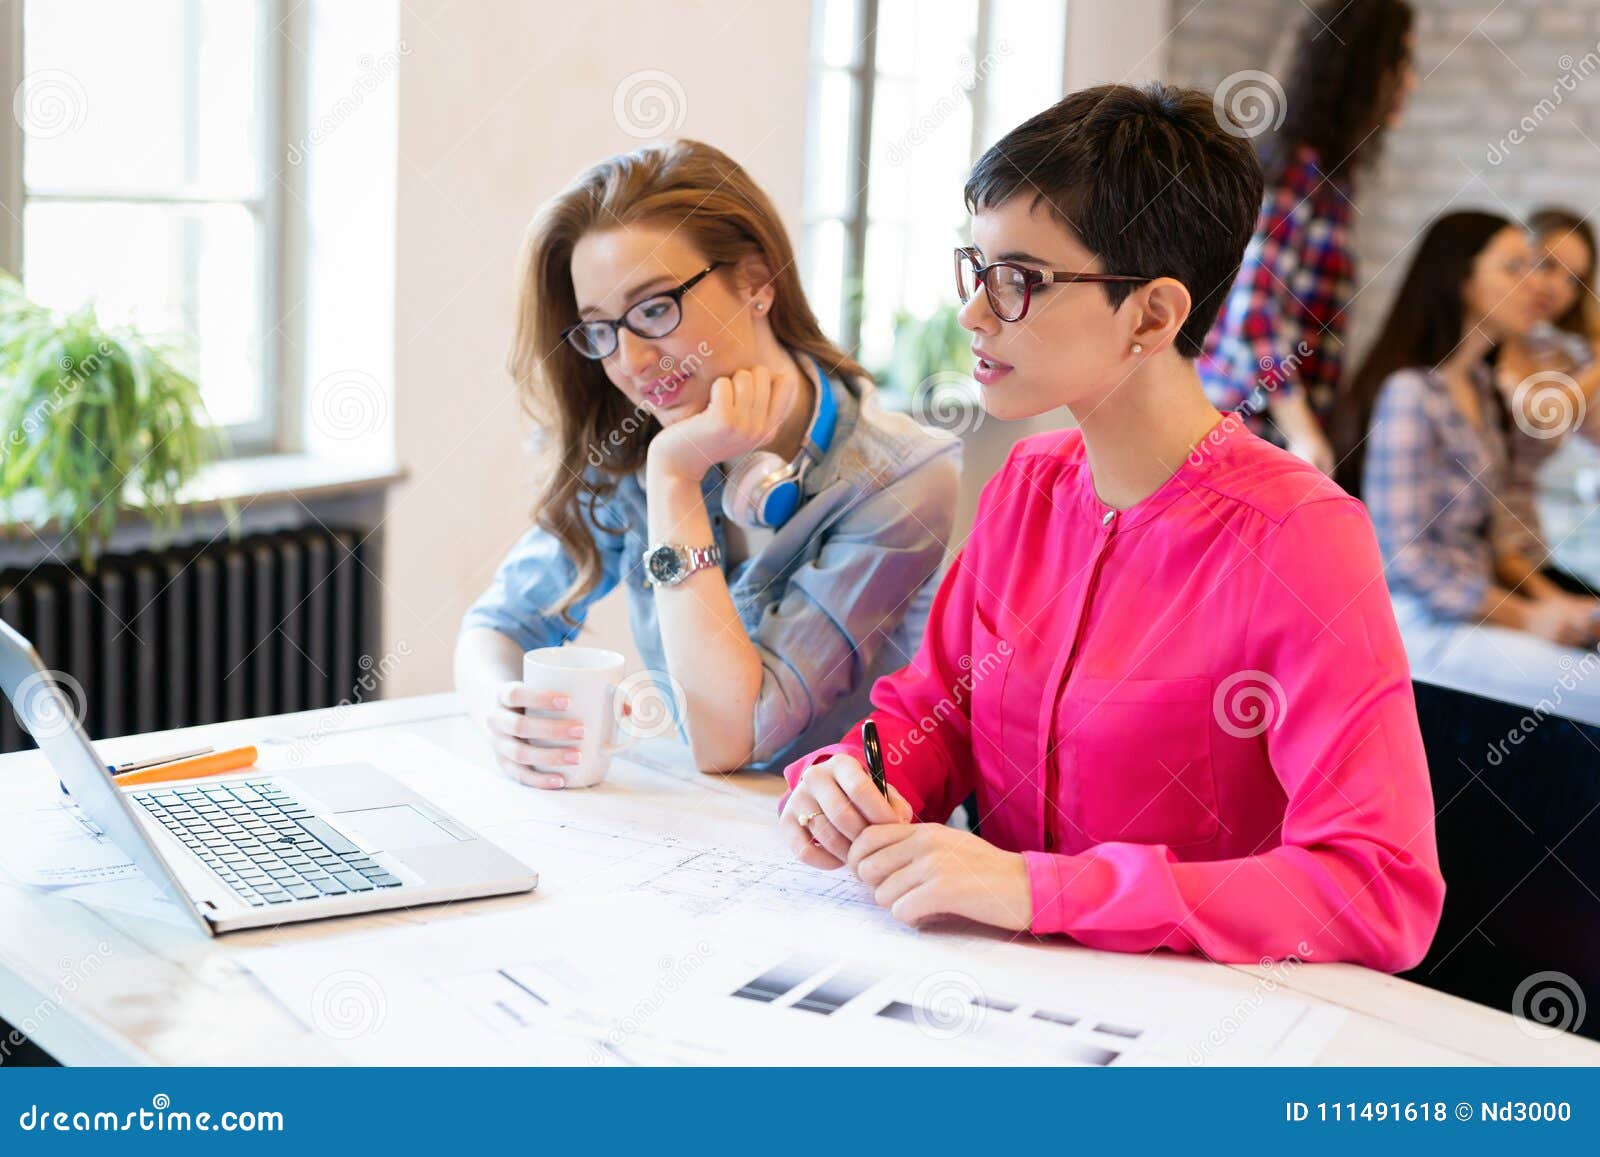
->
[131,780,403,907]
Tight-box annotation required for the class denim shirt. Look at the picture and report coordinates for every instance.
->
[462,372,963,771]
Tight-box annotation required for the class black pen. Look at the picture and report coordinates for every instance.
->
[860,719,889,799]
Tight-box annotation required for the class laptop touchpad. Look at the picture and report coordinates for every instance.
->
[334,805,461,851]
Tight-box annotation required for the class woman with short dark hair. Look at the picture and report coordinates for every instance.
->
[779,84,1444,972]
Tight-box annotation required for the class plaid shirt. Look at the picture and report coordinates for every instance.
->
[1199,146,1355,417]
[1363,366,1522,623]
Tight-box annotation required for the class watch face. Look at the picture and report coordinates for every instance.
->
[646,546,682,585]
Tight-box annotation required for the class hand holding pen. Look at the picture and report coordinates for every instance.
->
[780,717,913,870]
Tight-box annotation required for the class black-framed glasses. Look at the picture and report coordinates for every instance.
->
[563,262,723,359]
[955,246,1152,322]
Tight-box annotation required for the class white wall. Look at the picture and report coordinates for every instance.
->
[378,1,1182,694]
[1063,0,1170,91]
[382,0,812,695]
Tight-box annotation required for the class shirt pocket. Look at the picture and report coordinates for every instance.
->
[1065,675,1219,848]
[967,603,1018,774]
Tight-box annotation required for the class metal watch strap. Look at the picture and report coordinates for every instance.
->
[678,543,721,579]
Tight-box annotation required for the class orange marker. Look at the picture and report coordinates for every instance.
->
[113,745,259,786]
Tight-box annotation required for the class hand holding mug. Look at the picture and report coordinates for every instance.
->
[490,646,633,790]
[480,681,587,790]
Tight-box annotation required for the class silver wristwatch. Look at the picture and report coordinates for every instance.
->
[642,541,723,588]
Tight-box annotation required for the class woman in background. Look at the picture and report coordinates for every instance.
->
[1333,211,1600,725]
[455,140,960,785]
[1200,0,1415,474]
[1495,207,1600,597]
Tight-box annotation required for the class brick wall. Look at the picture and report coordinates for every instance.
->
[1168,0,1600,367]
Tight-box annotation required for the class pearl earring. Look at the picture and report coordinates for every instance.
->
[754,301,765,313]
[1131,342,1143,354]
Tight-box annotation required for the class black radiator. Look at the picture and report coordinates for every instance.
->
[0,527,379,753]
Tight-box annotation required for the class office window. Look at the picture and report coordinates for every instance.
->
[801,0,1064,385]
[3,0,288,451]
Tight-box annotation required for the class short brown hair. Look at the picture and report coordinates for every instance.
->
[964,83,1264,357]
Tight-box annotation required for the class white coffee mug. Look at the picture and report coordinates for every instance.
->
[520,646,631,788]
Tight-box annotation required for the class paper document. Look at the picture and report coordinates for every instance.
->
[239,885,1345,1066]
[0,798,139,887]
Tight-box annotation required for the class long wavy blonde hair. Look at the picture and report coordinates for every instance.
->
[510,139,865,621]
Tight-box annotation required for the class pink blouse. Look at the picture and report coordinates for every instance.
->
[784,414,1445,972]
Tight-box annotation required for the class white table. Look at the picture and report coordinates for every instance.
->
[1,693,1595,1066]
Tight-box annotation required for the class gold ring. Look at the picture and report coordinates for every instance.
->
[797,810,821,828]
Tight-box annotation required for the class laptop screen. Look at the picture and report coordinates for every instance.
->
[0,619,209,933]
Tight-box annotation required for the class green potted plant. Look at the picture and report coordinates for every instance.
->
[0,272,231,571]
[883,303,980,430]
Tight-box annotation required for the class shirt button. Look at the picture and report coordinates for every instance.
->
[1101,510,1116,527]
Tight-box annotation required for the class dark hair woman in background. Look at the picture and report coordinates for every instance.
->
[1331,211,1600,726]
[1200,0,1415,475]
[1495,207,1600,598]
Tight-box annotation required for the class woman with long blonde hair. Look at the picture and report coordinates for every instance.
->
[455,139,961,784]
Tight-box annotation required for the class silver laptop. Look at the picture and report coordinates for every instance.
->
[0,619,537,935]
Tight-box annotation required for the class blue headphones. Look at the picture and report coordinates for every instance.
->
[720,357,838,530]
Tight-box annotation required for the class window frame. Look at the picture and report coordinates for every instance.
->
[802,0,999,359]
[0,0,301,457]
